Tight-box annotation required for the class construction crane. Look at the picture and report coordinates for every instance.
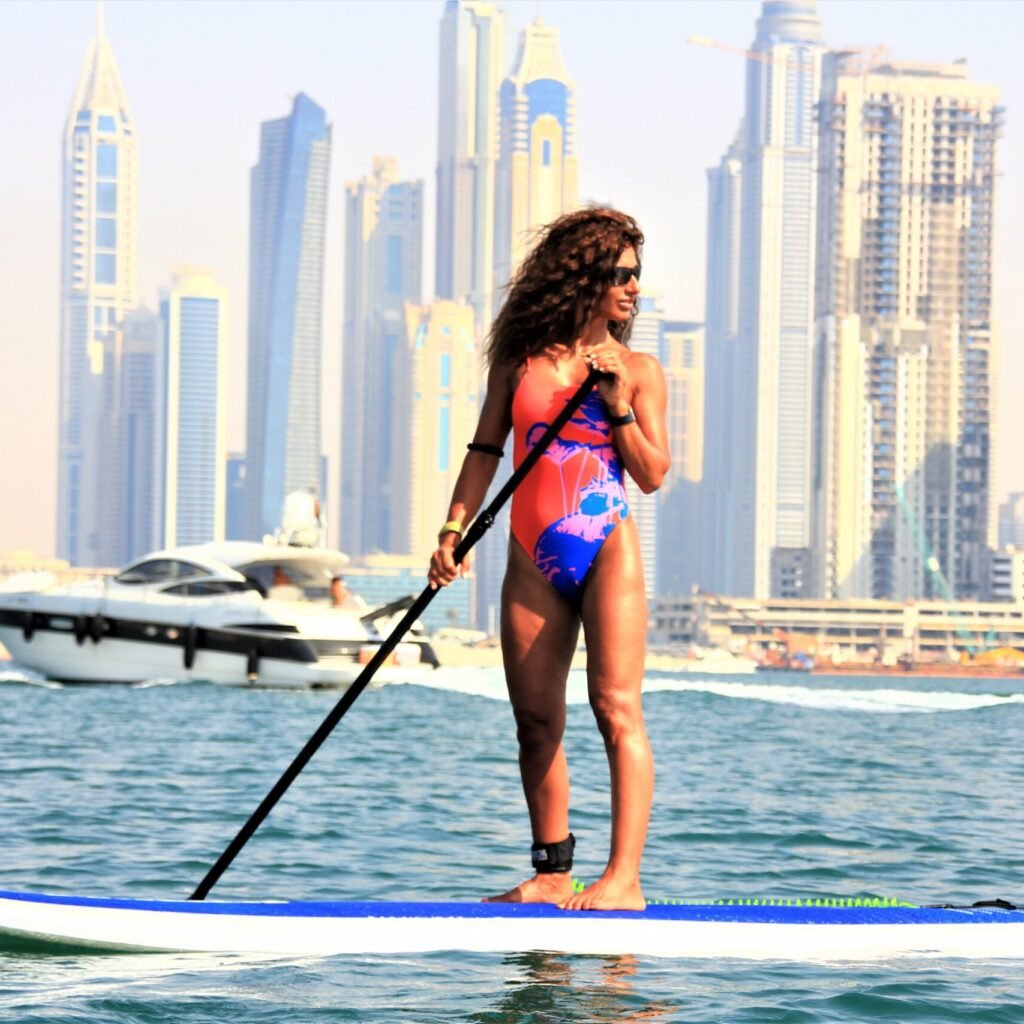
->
[687,34,814,69]
[687,34,890,73]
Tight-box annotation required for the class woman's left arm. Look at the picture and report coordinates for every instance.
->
[611,352,670,493]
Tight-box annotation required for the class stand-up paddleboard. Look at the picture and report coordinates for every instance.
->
[0,890,1020,960]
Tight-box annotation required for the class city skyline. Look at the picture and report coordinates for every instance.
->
[2,0,1023,560]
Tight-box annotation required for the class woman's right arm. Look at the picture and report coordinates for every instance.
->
[427,360,514,589]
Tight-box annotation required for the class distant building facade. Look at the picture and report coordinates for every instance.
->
[245,93,331,540]
[394,302,480,562]
[89,307,162,567]
[225,454,247,541]
[660,321,705,597]
[493,16,578,312]
[161,270,227,548]
[629,296,663,600]
[999,493,1024,549]
[342,158,423,557]
[436,0,503,330]
[58,11,139,566]
[699,129,743,596]
[987,547,1024,603]
[812,56,1002,601]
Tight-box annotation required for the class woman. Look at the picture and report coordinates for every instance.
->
[428,208,669,911]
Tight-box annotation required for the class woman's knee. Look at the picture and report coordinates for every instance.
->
[589,688,644,745]
[513,705,565,752]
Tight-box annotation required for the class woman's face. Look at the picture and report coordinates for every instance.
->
[596,246,641,323]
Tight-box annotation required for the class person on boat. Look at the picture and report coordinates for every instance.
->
[329,574,368,611]
[427,207,669,911]
[329,575,356,608]
[267,566,302,602]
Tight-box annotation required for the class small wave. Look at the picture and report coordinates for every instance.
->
[0,666,60,688]
[413,669,1024,715]
[643,677,1024,714]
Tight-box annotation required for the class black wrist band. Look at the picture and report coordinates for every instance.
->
[609,410,635,427]
[467,442,504,458]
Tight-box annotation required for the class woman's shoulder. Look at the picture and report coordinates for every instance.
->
[624,348,664,376]
[485,356,525,397]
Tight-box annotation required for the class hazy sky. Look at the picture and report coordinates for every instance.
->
[2,0,1022,558]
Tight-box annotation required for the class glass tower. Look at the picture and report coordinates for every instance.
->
[435,0,503,330]
[342,158,423,557]
[58,8,138,565]
[731,0,824,598]
[161,270,227,548]
[245,93,331,540]
[700,128,743,596]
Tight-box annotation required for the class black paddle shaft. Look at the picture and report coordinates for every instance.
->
[190,367,605,900]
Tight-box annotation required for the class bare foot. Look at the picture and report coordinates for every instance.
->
[559,872,645,911]
[483,873,574,905]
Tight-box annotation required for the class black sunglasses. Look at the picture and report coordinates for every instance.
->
[609,265,642,286]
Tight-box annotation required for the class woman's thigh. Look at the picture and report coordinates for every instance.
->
[501,538,580,721]
[580,519,647,704]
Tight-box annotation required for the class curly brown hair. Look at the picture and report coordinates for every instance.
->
[485,207,644,367]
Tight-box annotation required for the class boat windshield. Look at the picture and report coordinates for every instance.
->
[238,558,343,601]
[115,559,214,585]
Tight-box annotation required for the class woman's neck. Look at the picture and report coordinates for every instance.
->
[577,318,610,349]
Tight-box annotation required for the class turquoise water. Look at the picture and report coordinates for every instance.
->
[1,665,1023,1021]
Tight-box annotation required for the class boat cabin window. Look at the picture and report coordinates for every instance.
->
[160,580,251,597]
[115,559,213,585]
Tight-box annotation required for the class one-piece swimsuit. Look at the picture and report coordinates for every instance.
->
[509,357,630,604]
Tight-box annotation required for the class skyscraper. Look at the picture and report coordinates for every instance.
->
[700,128,743,595]
[812,55,1002,600]
[161,269,228,548]
[493,16,578,310]
[245,93,331,540]
[96,307,161,567]
[58,8,138,566]
[436,0,504,329]
[342,158,423,556]
[393,302,480,561]
[730,0,825,598]
[660,321,706,597]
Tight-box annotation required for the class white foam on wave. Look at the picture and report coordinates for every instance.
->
[643,677,1024,714]
[414,667,1024,714]
[0,666,59,688]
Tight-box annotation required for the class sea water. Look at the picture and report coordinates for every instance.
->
[0,665,1022,1022]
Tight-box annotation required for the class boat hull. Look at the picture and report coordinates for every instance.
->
[0,891,1020,960]
[0,607,431,688]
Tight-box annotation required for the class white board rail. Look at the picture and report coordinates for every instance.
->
[0,890,1021,961]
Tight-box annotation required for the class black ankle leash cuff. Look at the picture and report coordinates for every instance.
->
[531,833,575,874]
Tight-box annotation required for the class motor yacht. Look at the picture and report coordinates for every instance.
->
[0,538,438,689]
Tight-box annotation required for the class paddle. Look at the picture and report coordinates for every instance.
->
[190,366,605,900]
